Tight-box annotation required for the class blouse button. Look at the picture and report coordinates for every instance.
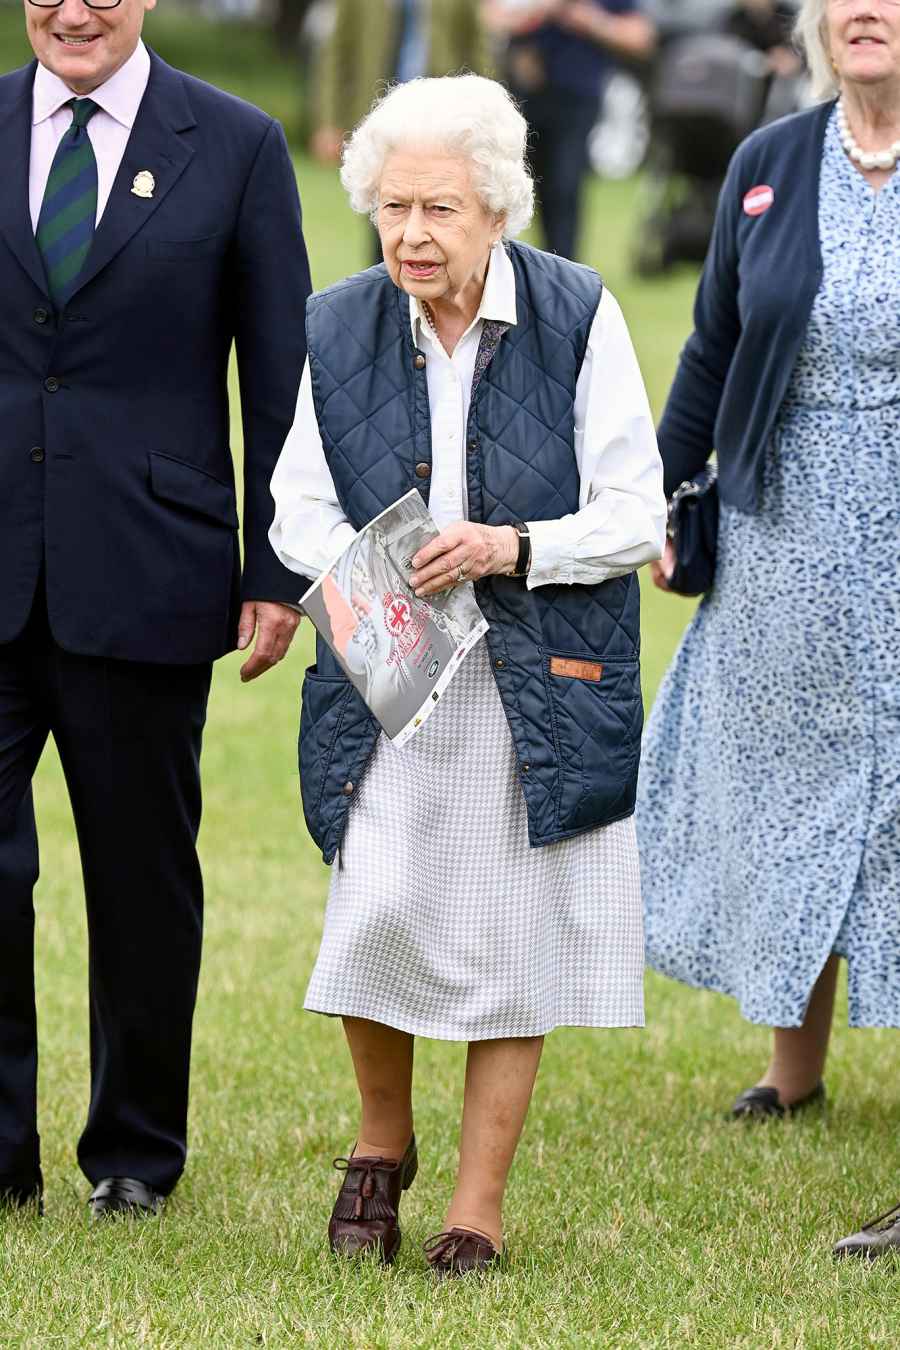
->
[415,462,431,479]
[414,353,426,370]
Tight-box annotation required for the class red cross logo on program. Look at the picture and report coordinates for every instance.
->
[384,593,411,634]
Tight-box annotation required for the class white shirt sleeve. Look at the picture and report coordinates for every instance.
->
[269,288,667,591]
[525,287,667,589]
[268,359,357,582]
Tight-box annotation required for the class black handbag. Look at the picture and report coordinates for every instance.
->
[667,463,719,597]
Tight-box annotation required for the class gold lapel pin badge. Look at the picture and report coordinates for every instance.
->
[131,171,155,200]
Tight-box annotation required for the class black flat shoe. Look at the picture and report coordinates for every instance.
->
[88,1177,164,1218]
[730,1081,826,1120]
[834,1199,900,1259]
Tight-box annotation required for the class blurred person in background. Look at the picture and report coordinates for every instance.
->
[310,0,491,166]
[483,0,656,258]
[634,0,900,1256]
[271,73,665,1275]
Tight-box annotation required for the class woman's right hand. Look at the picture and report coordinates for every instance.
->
[650,539,676,592]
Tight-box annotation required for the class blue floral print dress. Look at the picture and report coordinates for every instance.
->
[637,110,900,1028]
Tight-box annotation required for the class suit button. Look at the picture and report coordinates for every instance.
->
[414,353,426,370]
[415,462,431,479]
[44,377,59,393]
[30,447,45,463]
[33,307,50,325]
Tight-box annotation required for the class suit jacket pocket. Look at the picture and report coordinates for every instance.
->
[146,234,228,261]
[148,452,239,529]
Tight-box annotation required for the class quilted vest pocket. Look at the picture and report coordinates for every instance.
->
[544,653,643,834]
[299,667,354,850]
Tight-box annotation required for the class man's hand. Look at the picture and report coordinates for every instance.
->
[237,601,302,682]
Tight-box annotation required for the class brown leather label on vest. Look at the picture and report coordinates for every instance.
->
[549,657,604,682]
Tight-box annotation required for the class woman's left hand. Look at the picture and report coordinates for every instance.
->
[409,522,519,597]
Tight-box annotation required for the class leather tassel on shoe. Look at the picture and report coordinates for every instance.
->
[327,1136,418,1265]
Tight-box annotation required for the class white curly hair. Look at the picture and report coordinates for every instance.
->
[339,74,535,238]
[794,0,838,101]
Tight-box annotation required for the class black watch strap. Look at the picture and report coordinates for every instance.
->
[511,521,531,577]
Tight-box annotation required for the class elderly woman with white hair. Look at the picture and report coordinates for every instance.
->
[633,0,900,1256]
[269,73,665,1275]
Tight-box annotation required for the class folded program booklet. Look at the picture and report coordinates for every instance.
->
[301,490,488,746]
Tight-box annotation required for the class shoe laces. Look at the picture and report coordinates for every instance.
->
[332,1155,400,1222]
[423,1227,496,1265]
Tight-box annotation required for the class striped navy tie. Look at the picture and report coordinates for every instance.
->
[36,97,101,307]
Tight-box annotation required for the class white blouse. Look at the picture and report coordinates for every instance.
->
[269,243,666,592]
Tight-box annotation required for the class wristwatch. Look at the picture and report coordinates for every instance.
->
[510,521,532,577]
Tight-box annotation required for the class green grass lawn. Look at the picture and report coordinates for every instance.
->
[1,23,897,1347]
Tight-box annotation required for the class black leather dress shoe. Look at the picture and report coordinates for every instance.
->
[730,1081,826,1120]
[88,1177,164,1218]
[328,1136,418,1264]
[834,1200,900,1259]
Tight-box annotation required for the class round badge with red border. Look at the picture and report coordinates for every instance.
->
[743,184,775,217]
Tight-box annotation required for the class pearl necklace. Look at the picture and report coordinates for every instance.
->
[837,99,900,171]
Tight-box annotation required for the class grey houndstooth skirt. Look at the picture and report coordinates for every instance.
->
[304,641,645,1039]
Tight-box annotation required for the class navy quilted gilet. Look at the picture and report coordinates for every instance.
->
[300,240,643,863]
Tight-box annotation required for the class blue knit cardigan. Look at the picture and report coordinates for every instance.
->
[659,99,834,509]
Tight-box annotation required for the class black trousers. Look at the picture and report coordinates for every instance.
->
[517,88,600,262]
[0,587,212,1195]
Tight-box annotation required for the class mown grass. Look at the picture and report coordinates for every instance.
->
[1,19,896,1348]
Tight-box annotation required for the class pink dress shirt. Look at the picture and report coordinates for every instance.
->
[29,39,151,231]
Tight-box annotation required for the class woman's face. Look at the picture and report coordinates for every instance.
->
[377,148,504,311]
[828,0,900,90]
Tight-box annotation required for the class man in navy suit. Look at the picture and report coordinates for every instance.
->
[0,0,311,1215]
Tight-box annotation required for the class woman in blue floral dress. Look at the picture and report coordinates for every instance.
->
[637,0,900,1245]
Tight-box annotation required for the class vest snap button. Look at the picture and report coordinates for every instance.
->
[342,781,355,796]
[494,658,505,670]
[44,376,60,393]
[467,439,478,453]
[522,763,531,773]
[414,462,431,479]
[414,353,426,370]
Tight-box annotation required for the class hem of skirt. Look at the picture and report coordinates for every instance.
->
[303,1001,644,1039]
[647,960,900,1029]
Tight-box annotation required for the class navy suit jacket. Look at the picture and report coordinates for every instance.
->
[658,101,832,510]
[0,50,312,663]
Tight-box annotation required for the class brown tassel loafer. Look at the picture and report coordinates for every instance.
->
[424,1227,501,1278]
[834,1199,900,1259]
[327,1136,418,1264]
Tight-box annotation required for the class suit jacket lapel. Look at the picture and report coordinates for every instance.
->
[71,51,196,299]
[0,62,50,297]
